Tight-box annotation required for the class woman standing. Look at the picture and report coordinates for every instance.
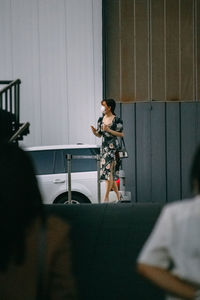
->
[91,99,124,203]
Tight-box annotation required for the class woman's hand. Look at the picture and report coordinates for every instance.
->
[102,124,123,137]
[102,124,110,132]
[91,125,97,135]
[90,126,101,138]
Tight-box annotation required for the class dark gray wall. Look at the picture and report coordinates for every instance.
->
[120,102,200,203]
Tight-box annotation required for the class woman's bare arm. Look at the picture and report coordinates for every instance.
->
[137,263,197,300]
[102,124,124,137]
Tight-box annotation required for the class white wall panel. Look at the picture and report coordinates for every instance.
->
[65,0,97,144]
[38,0,69,145]
[92,0,103,146]
[11,0,41,145]
[0,0,13,78]
[0,0,102,146]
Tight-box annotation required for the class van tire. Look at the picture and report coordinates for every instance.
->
[55,193,90,204]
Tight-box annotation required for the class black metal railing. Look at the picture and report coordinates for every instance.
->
[0,79,21,125]
[0,79,30,142]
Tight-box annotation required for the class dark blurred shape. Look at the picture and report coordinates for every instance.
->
[0,143,44,271]
[0,109,30,143]
[0,143,77,300]
[0,109,17,142]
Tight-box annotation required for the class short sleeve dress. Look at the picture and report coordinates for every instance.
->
[97,116,123,181]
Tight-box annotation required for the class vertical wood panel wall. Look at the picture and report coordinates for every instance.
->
[103,0,200,102]
[0,0,102,146]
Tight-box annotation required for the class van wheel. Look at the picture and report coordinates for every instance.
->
[55,193,89,204]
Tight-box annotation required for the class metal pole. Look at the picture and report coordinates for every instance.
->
[96,154,101,203]
[67,154,72,204]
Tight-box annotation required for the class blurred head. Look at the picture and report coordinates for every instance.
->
[0,143,43,214]
[190,145,200,194]
[0,143,43,271]
[0,109,16,142]
[101,99,116,115]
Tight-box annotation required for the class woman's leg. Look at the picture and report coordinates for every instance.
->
[112,181,120,201]
[104,180,111,202]
[103,163,114,202]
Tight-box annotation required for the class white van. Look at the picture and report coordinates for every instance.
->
[25,144,116,204]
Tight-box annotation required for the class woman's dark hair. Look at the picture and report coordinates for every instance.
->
[101,99,116,115]
[190,145,200,193]
[0,143,44,271]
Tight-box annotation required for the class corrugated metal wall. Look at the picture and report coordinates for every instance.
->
[103,0,200,102]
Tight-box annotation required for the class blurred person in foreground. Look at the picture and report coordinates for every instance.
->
[0,109,16,142]
[137,145,200,300]
[0,143,77,300]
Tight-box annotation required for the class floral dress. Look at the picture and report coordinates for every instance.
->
[97,116,123,181]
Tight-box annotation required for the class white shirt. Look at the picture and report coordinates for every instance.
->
[137,196,200,300]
